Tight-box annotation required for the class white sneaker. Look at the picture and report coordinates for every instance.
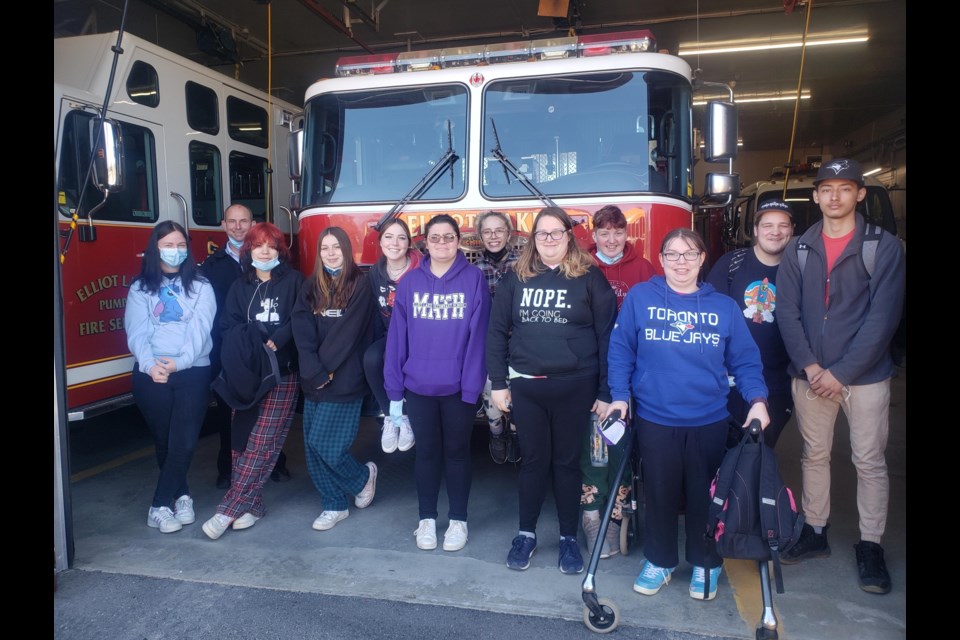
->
[202,513,234,540]
[355,462,378,508]
[397,416,415,452]
[312,510,349,531]
[147,506,182,534]
[414,518,437,550]
[232,513,260,530]
[443,520,469,552]
[174,495,195,525]
[381,416,400,453]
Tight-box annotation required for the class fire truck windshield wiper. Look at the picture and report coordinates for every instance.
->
[375,120,460,232]
[488,118,558,209]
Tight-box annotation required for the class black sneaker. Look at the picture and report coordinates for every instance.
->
[854,541,891,594]
[558,535,584,574]
[780,523,831,564]
[507,535,537,570]
[506,430,522,464]
[489,432,508,465]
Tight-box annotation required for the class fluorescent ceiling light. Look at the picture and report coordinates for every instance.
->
[693,90,811,106]
[863,167,884,177]
[679,29,868,56]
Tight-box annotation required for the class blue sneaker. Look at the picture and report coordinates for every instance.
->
[689,565,723,600]
[633,560,676,595]
[558,536,584,574]
[507,535,537,570]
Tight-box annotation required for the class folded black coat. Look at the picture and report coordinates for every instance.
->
[211,322,280,450]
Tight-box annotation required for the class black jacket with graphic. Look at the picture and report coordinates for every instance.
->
[222,262,304,375]
[486,265,617,401]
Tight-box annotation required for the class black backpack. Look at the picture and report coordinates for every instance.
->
[705,421,805,597]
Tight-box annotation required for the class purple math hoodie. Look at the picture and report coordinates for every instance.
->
[384,251,491,404]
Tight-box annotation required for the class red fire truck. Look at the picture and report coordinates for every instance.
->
[290,30,738,273]
[55,32,298,420]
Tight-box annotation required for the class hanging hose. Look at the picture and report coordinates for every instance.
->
[782,0,814,198]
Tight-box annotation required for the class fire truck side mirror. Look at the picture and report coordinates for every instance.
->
[703,101,738,163]
[289,128,303,181]
[89,118,124,193]
[702,172,740,207]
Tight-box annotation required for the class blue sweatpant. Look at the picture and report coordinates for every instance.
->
[302,398,369,511]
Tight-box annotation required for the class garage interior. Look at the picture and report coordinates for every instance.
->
[53,2,906,639]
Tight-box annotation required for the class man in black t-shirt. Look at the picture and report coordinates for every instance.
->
[706,199,795,446]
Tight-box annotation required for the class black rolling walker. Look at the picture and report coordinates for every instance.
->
[581,409,640,634]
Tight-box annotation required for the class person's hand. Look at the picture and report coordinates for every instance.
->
[602,400,629,423]
[389,400,404,422]
[810,368,844,400]
[265,339,277,351]
[491,388,512,414]
[803,363,824,382]
[744,401,770,429]
[156,357,177,374]
[592,399,610,419]
[148,364,169,384]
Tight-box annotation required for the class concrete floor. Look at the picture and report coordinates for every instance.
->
[58,359,906,639]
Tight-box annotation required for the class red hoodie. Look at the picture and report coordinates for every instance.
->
[590,241,655,309]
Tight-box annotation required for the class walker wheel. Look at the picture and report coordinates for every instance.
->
[620,516,631,556]
[583,597,620,634]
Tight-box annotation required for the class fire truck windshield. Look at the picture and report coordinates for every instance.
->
[301,85,468,206]
[482,70,690,199]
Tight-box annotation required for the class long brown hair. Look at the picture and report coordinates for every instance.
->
[515,207,594,282]
[308,227,362,313]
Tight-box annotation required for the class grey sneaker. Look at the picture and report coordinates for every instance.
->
[582,510,601,556]
[147,506,182,534]
[174,495,195,525]
[603,520,621,558]
[312,510,349,531]
[355,462,378,508]
[202,513,234,540]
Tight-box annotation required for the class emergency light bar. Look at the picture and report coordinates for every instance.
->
[334,30,657,77]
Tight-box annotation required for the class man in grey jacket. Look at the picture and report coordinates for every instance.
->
[776,158,905,594]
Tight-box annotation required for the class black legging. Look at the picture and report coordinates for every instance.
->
[363,336,390,415]
[510,376,595,537]
[404,390,475,521]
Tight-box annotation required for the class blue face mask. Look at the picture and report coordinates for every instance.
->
[160,247,188,268]
[596,250,623,266]
[252,257,280,272]
[227,237,244,249]
[323,265,342,276]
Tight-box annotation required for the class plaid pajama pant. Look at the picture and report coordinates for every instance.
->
[216,373,300,519]
[302,397,368,511]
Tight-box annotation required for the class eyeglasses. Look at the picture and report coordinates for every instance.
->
[533,229,568,242]
[662,250,701,262]
[480,228,508,238]
[595,230,626,241]
[427,234,458,244]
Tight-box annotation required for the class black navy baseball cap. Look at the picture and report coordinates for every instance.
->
[813,158,865,187]
[755,199,794,222]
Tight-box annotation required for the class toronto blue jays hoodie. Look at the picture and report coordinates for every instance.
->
[385,251,491,404]
[608,275,767,426]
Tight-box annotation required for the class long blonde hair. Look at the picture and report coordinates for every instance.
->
[514,207,594,282]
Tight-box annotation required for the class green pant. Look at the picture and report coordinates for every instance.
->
[580,428,630,520]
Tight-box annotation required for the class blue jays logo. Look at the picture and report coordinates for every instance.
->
[823,160,851,176]
[669,320,694,335]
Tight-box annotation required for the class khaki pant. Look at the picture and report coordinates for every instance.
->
[792,377,890,543]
